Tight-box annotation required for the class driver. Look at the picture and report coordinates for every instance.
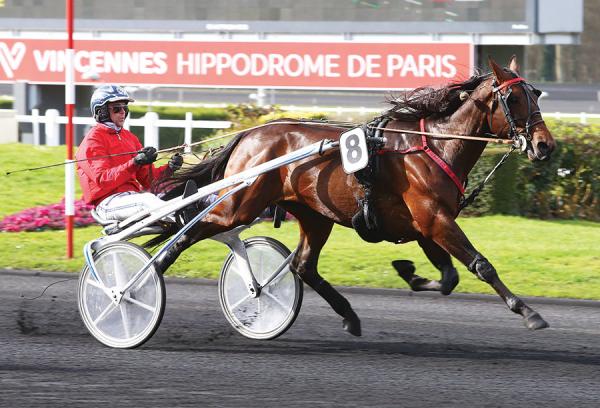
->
[76,85,183,222]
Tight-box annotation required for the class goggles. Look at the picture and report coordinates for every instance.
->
[111,104,129,114]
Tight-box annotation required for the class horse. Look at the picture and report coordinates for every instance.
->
[151,56,556,336]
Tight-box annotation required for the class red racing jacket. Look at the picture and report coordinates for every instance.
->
[76,124,170,206]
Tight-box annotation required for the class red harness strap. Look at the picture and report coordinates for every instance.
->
[493,77,525,93]
[377,118,465,195]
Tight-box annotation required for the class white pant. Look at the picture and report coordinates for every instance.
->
[96,191,171,222]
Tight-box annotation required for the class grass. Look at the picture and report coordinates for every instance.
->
[0,217,599,299]
[0,143,174,218]
[1,143,600,299]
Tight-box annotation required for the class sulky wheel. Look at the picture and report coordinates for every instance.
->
[218,236,303,340]
[77,241,165,349]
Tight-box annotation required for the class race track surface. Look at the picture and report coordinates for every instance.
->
[1,270,599,407]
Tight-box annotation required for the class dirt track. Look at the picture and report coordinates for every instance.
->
[1,270,600,407]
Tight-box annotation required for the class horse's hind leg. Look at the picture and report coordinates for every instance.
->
[154,221,232,273]
[424,210,548,330]
[287,205,362,336]
[393,238,459,295]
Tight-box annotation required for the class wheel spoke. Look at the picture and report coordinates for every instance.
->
[86,278,105,290]
[132,269,154,292]
[229,293,252,310]
[262,269,289,289]
[119,303,131,339]
[257,251,265,281]
[93,302,117,325]
[259,252,294,289]
[262,290,290,312]
[114,251,132,339]
[110,252,121,287]
[86,278,115,302]
[88,267,109,292]
[124,294,156,313]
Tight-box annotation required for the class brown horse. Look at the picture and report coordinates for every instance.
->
[152,56,555,336]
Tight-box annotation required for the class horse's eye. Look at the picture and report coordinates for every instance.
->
[507,94,517,104]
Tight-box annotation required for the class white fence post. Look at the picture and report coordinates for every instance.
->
[45,109,60,146]
[184,112,192,153]
[144,111,159,148]
[32,108,40,145]
[580,112,587,124]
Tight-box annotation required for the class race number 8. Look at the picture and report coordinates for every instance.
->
[340,127,369,174]
[345,134,362,164]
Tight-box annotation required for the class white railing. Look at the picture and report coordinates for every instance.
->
[11,108,599,149]
[542,111,600,124]
[135,101,600,124]
[15,109,232,148]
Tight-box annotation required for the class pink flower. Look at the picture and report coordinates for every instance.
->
[0,198,96,232]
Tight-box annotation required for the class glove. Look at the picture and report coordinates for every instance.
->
[134,146,158,165]
[168,153,183,171]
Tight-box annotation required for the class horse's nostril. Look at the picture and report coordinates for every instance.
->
[535,142,552,160]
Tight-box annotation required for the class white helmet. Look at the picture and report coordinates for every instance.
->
[90,85,134,122]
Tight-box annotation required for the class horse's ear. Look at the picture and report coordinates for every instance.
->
[508,55,520,74]
[488,55,509,83]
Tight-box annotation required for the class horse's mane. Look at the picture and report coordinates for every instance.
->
[152,130,247,200]
[384,73,491,122]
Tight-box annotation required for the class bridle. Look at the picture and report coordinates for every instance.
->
[490,76,545,152]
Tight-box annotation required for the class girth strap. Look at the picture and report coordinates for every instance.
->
[377,118,465,195]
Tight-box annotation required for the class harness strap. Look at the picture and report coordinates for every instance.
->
[492,77,525,93]
[377,118,465,195]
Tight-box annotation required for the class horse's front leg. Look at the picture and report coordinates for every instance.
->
[393,238,459,295]
[422,210,549,330]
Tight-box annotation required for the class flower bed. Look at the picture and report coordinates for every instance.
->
[0,199,95,232]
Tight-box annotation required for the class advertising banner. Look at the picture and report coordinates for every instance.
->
[0,38,473,89]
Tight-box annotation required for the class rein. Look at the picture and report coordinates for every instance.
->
[5,150,142,175]
[157,120,356,153]
[366,125,514,145]
[371,117,518,212]
[4,120,354,176]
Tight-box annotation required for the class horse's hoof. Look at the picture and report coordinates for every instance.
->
[343,313,362,337]
[524,312,549,330]
[440,272,459,296]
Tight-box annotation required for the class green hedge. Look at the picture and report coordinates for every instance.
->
[462,121,600,221]
[0,99,13,109]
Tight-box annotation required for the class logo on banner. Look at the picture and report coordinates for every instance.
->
[0,42,26,79]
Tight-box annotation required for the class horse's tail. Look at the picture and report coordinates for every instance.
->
[144,131,247,249]
[154,130,247,200]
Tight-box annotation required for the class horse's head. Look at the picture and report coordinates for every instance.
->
[486,56,555,161]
